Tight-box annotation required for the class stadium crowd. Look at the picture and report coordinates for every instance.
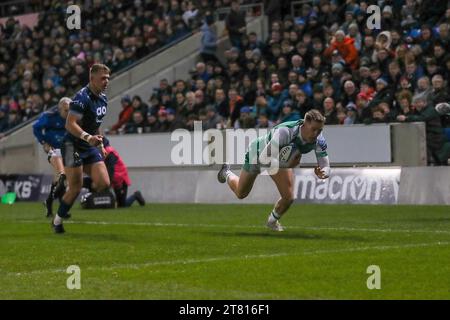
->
[0,0,260,134]
[1,0,449,163]
[107,0,450,163]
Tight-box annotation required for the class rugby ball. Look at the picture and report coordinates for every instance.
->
[279,143,297,164]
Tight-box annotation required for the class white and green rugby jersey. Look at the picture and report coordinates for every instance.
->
[245,120,328,169]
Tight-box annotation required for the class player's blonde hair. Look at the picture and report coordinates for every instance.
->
[305,109,326,123]
[58,97,71,108]
[90,63,111,75]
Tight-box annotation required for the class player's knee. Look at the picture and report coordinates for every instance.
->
[94,179,110,192]
[236,190,250,199]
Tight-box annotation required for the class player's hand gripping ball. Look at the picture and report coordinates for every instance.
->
[314,166,329,179]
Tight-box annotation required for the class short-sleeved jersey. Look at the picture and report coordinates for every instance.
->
[64,85,108,151]
[247,120,328,165]
[32,109,66,149]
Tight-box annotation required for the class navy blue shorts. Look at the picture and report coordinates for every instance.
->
[62,140,103,168]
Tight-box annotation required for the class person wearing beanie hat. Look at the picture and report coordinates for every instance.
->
[166,108,185,131]
[332,62,344,72]
[376,77,388,87]
[367,77,394,111]
[344,102,358,124]
[280,99,301,123]
[382,5,393,15]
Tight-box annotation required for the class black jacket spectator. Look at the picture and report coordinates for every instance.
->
[402,98,450,165]
[226,1,246,48]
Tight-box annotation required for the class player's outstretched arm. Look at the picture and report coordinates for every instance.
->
[314,134,330,179]
[315,155,330,179]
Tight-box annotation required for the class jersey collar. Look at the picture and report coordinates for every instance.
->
[87,85,102,99]
[298,124,306,144]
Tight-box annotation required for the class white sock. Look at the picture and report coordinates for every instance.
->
[225,170,235,183]
[268,210,281,223]
[53,214,63,226]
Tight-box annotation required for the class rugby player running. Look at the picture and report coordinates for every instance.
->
[52,64,111,233]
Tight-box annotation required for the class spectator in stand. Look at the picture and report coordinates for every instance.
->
[324,30,359,70]
[371,106,388,124]
[194,89,207,111]
[179,91,199,121]
[204,105,223,130]
[125,110,146,134]
[430,74,448,106]
[182,1,200,28]
[131,95,148,116]
[156,107,170,132]
[227,87,244,127]
[279,99,300,123]
[414,76,432,102]
[213,88,229,120]
[344,102,359,125]
[144,110,160,133]
[396,91,416,118]
[397,95,450,165]
[109,95,134,134]
[323,97,339,125]
[225,0,247,49]
[234,106,256,129]
[367,78,394,111]
[0,0,221,133]
[0,106,8,133]
[5,110,21,131]
[340,80,359,108]
[255,112,274,129]
[4,0,449,169]
[200,14,219,64]
[166,108,185,131]
[266,82,287,121]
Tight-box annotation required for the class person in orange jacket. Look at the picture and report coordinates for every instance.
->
[324,30,359,70]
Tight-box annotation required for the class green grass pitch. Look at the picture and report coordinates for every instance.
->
[0,202,449,299]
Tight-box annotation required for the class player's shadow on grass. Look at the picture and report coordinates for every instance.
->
[205,230,368,242]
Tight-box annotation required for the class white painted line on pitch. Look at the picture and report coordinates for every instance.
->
[17,219,450,235]
[4,241,450,278]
